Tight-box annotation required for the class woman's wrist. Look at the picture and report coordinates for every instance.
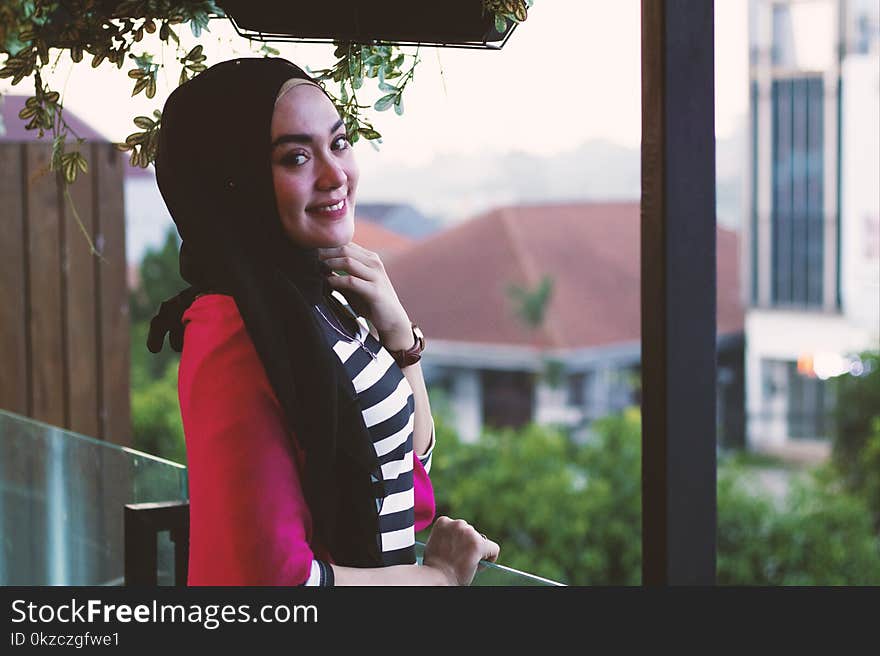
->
[379,319,416,352]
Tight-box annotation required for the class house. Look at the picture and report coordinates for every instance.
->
[743,0,879,455]
[384,201,746,445]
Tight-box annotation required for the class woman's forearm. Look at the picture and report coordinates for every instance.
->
[375,323,434,458]
[399,361,433,458]
[331,562,449,586]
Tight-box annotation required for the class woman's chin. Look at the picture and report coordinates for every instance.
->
[318,225,355,248]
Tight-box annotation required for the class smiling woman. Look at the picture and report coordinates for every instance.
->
[145,57,498,586]
[270,80,358,249]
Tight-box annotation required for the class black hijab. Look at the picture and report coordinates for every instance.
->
[147,57,383,567]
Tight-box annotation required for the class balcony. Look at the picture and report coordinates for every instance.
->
[0,409,560,586]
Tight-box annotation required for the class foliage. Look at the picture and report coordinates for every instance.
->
[129,225,184,462]
[0,1,224,180]
[423,408,642,585]
[484,0,532,33]
[831,350,880,527]
[308,42,413,145]
[129,225,185,323]
[506,274,554,329]
[425,400,880,585]
[717,462,880,585]
[130,352,186,464]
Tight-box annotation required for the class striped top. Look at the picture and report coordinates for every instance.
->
[312,290,434,570]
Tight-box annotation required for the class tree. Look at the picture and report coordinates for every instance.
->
[424,399,880,585]
[131,355,186,464]
[832,350,880,529]
[130,225,185,322]
[717,462,880,584]
[129,225,184,383]
[129,225,186,461]
[423,408,642,585]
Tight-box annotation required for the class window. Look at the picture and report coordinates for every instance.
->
[771,75,825,307]
[480,370,534,430]
[786,361,835,439]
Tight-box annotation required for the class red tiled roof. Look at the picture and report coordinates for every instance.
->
[353,219,415,258]
[385,201,744,349]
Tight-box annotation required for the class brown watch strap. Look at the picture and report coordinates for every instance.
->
[390,323,425,368]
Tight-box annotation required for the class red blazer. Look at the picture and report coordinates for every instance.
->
[178,294,436,585]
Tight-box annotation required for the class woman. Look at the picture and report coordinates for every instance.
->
[147,57,499,585]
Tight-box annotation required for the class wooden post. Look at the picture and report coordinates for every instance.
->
[641,0,718,584]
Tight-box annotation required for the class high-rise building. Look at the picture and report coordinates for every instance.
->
[744,0,879,451]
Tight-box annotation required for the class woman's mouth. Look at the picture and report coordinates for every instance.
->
[307,198,347,219]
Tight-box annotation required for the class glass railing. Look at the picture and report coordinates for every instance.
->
[1,409,562,586]
[415,542,564,586]
[0,410,188,586]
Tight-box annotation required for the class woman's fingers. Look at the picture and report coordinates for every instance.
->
[318,242,382,271]
[482,538,500,563]
[321,255,376,282]
[325,271,370,295]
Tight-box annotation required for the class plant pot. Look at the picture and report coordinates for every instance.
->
[216,0,518,48]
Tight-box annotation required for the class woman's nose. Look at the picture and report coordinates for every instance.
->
[316,156,346,190]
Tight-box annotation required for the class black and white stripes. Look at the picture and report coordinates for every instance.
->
[308,291,433,580]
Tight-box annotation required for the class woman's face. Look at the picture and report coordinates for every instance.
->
[270,83,358,248]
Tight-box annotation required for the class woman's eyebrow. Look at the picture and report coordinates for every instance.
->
[271,119,345,148]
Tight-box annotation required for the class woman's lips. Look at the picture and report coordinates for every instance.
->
[307,198,347,219]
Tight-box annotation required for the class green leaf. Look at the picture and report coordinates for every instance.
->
[495,15,508,33]
[185,45,203,62]
[374,93,396,112]
[133,116,154,129]
[394,95,404,116]
[358,127,382,140]
[131,77,148,96]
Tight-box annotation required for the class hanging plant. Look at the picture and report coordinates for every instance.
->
[1,1,533,250]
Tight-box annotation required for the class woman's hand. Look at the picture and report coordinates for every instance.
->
[318,242,414,350]
[421,516,500,586]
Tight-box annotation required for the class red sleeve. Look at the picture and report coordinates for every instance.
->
[178,295,319,585]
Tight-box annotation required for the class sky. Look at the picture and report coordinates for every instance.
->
[1,1,749,162]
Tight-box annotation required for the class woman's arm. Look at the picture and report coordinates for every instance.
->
[378,330,433,459]
[318,243,434,458]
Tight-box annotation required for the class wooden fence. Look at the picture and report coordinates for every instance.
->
[0,142,130,446]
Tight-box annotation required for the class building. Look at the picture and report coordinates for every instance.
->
[385,201,745,445]
[743,0,880,452]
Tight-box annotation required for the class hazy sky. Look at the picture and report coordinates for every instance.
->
[1,0,748,165]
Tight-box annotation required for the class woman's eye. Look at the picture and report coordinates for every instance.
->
[332,135,350,150]
[281,152,307,166]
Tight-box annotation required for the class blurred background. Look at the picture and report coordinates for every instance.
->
[2,0,878,585]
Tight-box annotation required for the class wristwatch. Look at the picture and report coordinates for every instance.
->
[389,323,425,368]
